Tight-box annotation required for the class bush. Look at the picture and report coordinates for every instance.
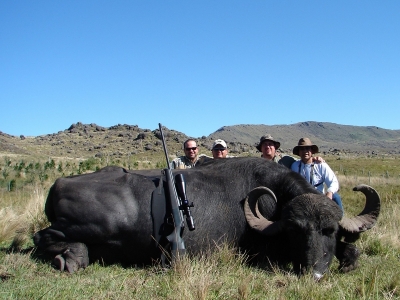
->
[78,157,100,174]
[8,179,16,191]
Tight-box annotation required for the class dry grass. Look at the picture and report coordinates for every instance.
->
[0,208,20,243]
[1,155,400,299]
[0,184,49,249]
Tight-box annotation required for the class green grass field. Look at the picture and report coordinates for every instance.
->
[1,155,399,299]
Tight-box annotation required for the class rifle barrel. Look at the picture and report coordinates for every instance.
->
[159,123,171,168]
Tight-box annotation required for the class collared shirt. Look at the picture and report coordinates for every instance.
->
[291,160,339,194]
[172,155,198,169]
[172,154,210,169]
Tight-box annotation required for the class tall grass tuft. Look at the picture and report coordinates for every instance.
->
[0,208,20,245]
[0,184,49,250]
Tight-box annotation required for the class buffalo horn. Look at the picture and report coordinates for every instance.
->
[339,184,381,233]
[244,186,283,235]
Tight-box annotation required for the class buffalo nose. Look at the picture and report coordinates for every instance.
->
[313,272,324,281]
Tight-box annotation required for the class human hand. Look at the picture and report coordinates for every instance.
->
[313,156,325,163]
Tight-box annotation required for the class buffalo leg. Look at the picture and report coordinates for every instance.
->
[34,228,89,273]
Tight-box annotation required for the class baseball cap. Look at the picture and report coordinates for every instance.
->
[212,139,227,149]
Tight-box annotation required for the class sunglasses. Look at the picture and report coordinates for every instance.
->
[299,146,312,152]
[213,148,226,151]
[185,147,197,151]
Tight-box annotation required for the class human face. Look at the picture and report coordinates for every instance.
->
[184,140,198,161]
[299,146,313,163]
[212,146,228,159]
[261,141,276,160]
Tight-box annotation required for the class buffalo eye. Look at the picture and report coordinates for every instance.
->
[285,222,306,236]
[321,227,335,237]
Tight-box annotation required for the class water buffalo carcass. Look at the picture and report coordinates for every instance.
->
[33,157,380,278]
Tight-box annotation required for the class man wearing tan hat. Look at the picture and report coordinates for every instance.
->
[256,134,295,168]
[291,137,343,211]
[256,134,325,169]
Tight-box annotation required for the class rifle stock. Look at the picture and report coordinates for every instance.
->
[164,168,186,258]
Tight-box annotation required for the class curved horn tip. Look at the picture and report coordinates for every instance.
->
[353,184,375,193]
[340,184,381,234]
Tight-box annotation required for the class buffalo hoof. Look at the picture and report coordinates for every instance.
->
[65,243,89,273]
[52,254,66,271]
[50,243,89,273]
[64,250,80,274]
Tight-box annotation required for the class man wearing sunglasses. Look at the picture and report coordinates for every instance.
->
[172,139,201,169]
[211,139,230,159]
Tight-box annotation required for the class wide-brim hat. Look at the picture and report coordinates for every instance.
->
[293,137,319,156]
[256,134,280,151]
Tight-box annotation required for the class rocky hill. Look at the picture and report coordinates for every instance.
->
[1,121,399,162]
[209,122,400,155]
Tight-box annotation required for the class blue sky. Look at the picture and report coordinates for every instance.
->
[1,1,399,138]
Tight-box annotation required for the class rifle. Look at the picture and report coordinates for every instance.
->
[158,123,195,261]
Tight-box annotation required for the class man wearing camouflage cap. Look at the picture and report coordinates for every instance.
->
[256,134,295,168]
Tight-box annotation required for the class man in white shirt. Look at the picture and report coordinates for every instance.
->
[291,137,344,212]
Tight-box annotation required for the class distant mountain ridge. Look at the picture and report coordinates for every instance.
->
[1,121,400,159]
[208,122,400,154]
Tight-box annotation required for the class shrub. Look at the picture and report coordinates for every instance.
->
[9,179,16,192]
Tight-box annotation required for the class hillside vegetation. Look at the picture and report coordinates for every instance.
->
[1,121,400,163]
